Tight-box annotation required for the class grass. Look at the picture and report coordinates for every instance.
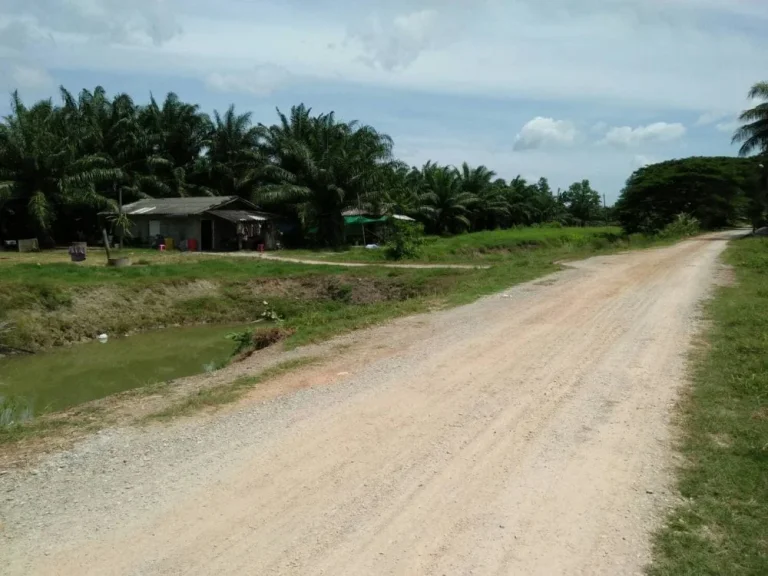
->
[283,226,631,263]
[145,357,319,420]
[649,236,768,576]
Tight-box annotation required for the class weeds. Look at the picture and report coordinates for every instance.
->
[226,328,256,356]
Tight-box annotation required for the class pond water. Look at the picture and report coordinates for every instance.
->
[0,324,244,416]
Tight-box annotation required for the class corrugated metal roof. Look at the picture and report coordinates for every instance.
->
[209,210,270,223]
[121,196,240,216]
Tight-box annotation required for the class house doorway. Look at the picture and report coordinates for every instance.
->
[201,220,213,251]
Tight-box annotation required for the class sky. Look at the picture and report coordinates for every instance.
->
[0,0,766,202]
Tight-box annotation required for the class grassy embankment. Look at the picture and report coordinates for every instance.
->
[0,227,634,352]
[650,236,768,575]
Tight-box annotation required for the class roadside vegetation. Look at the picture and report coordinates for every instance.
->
[650,236,768,576]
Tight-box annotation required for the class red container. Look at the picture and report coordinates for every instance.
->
[187,238,198,252]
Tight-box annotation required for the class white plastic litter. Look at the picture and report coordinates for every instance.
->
[97,333,109,344]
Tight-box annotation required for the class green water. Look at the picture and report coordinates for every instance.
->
[0,324,243,415]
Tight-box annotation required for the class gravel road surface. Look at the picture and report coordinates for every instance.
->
[0,232,737,575]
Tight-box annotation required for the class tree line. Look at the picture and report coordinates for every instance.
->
[617,81,768,233]
[0,87,608,247]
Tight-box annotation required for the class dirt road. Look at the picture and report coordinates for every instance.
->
[0,233,737,575]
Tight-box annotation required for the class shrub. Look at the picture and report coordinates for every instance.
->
[226,328,255,356]
[386,220,425,260]
[659,213,700,239]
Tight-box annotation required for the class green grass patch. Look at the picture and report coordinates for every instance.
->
[649,236,768,576]
[145,357,319,420]
[285,226,627,263]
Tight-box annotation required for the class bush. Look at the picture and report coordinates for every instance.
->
[226,328,255,356]
[386,220,425,260]
[658,213,700,239]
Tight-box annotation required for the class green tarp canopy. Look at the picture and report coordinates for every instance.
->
[343,215,387,225]
[308,215,388,233]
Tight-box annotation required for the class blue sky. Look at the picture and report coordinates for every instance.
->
[1,0,766,202]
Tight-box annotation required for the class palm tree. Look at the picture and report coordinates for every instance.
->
[204,105,265,198]
[420,164,476,234]
[377,162,432,221]
[458,163,506,230]
[733,82,768,157]
[139,92,213,198]
[257,107,393,246]
[0,92,112,244]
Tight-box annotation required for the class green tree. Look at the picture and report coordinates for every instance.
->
[139,92,213,197]
[0,92,114,244]
[733,81,768,157]
[733,81,768,228]
[560,180,601,226]
[257,106,394,246]
[205,105,264,198]
[420,163,476,234]
[615,157,757,233]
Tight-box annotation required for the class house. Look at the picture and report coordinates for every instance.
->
[108,196,279,251]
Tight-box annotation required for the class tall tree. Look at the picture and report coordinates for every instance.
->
[458,163,506,230]
[257,106,394,246]
[733,81,768,228]
[205,105,263,198]
[733,81,768,157]
[420,163,476,234]
[0,92,113,244]
[615,157,756,233]
[560,180,601,226]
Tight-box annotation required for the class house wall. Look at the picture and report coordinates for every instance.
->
[129,217,202,250]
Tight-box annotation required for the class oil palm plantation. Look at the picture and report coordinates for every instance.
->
[0,92,114,244]
[204,105,265,198]
[420,163,477,235]
[139,92,213,198]
[457,163,506,230]
[257,107,394,246]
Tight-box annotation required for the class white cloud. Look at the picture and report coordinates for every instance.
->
[695,111,730,126]
[601,122,687,148]
[8,64,53,89]
[349,9,441,70]
[205,65,291,96]
[0,0,763,112]
[1,0,181,46]
[715,119,740,134]
[514,117,577,151]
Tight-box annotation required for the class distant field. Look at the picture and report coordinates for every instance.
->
[283,226,627,263]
